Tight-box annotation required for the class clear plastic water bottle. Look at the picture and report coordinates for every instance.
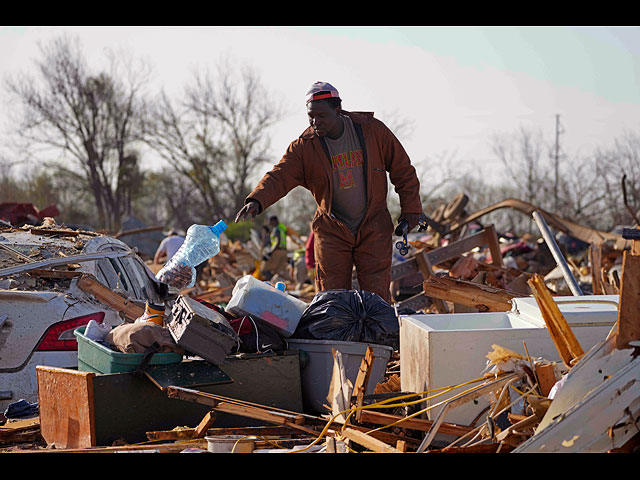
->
[156,220,227,290]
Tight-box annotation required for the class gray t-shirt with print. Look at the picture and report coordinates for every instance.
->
[324,115,367,234]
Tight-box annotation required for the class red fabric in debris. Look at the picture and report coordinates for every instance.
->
[0,202,60,226]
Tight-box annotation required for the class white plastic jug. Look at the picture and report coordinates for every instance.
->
[225,275,308,337]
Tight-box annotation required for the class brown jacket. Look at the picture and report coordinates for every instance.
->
[247,110,423,237]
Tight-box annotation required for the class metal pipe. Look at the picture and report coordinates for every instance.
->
[532,210,583,296]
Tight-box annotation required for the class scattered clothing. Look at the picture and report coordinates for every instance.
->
[4,399,38,419]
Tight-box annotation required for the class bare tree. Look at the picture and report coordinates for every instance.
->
[554,155,609,228]
[3,35,150,231]
[143,59,283,224]
[492,127,549,206]
[593,131,640,229]
[490,127,551,233]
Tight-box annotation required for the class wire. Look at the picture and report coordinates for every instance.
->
[129,373,516,454]
[289,373,505,453]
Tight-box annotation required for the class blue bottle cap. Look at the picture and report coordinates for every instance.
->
[275,282,286,292]
[210,220,227,236]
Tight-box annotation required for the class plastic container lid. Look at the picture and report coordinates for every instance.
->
[210,220,227,236]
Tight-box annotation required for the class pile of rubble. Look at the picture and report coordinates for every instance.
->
[1,195,639,454]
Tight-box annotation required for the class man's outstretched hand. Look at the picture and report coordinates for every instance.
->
[235,200,261,223]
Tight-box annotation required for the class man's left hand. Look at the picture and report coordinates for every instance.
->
[400,213,423,231]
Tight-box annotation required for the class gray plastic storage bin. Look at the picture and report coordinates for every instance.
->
[287,339,393,415]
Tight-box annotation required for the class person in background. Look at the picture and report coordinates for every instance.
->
[153,228,185,265]
[304,228,316,291]
[261,225,271,249]
[260,215,289,281]
[235,81,424,302]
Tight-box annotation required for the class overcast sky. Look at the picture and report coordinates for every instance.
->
[1,26,639,183]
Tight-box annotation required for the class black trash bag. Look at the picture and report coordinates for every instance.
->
[293,289,399,349]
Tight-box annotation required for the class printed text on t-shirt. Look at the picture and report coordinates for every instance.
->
[331,149,364,189]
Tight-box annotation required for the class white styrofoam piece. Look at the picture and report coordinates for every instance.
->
[510,295,619,327]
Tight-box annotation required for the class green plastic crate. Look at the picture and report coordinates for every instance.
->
[74,326,183,374]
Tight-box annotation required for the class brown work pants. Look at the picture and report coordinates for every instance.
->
[313,208,393,303]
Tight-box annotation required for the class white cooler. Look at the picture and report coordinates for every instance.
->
[399,295,619,427]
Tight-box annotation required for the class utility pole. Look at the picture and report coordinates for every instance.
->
[553,114,564,213]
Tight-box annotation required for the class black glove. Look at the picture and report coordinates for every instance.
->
[399,213,423,232]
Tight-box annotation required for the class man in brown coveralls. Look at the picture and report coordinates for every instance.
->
[235,81,424,303]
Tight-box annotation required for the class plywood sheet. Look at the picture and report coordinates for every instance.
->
[36,366,96,449]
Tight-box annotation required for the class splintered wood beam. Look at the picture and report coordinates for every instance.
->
[422,274,516,312]
[341,428,403,453]
[146,426,300,442]
[528,274,584,368]
[165,386,321,436]
[193,411,217,438]
[77,274,145,321]
[589,243,604,295]
[358,410,475,437]
[615,250,640,350]
[351,346,375,422]
[27,268,84,279]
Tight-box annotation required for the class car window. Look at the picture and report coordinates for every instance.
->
[95,256,129,294]
[117,256,150,301]
[91,242,138,298]
[87,237,163,304]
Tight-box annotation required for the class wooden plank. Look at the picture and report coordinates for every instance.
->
[146,425,299,442]
[29,442,206,453]
[395,292,432,313]
[528,275,584,367]
[351,346,375,422]
[358,410,475,437]
[415,252,449,313]
[36,366,97,449]
[0,418,41,444]
[615,251,640,350]
[341,427,402,453]
[391,226,504,282]
[535,363,557,397]
[165,386,320,436]
[77,274,144,321]
[485,225,504,268]
[426,225,504,268]
[390,257,421,282]
[27,268,83,279]
[328,349,352,423]
[29,227,81,237]
[193,411,217,438]
[589,243,604,295]
[423,274,515,312]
